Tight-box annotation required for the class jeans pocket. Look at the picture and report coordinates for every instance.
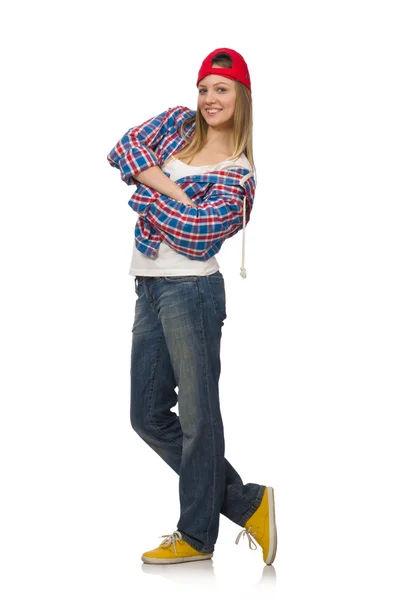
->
[207,271,227,323]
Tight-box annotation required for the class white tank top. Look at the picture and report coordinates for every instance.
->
[128,154,251,277]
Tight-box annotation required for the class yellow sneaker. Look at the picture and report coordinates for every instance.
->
[235,486,277,565]
[141,531,213,564]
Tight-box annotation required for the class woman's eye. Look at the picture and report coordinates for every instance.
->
[198,88,227,94]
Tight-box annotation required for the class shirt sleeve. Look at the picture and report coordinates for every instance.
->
[106,106,185,186]
[137,176,256,258]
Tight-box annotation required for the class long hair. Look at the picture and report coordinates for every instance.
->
[168,52,255,173]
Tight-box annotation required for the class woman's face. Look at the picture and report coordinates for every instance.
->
[197,74,237,129]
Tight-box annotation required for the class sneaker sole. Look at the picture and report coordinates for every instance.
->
[264,486,277,565]
[141,553,213,564]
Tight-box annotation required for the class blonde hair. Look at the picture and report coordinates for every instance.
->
[169,53,255,174]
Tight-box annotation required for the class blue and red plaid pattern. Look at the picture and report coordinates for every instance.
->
[107,106,256,260]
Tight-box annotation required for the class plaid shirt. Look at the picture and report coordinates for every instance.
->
[107,106,256,262]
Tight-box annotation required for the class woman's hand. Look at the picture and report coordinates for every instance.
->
[179,195,196,208]
[173,190,196,208]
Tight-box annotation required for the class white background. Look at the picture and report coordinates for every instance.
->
[1,1,396,598]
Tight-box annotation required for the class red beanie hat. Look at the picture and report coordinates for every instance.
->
[196,48,251,92]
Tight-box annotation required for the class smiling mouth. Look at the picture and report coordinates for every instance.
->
[206,109,222,114]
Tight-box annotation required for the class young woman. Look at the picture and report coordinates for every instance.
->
[107,47,277,566]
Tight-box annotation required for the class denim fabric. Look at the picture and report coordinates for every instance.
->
[130,270,265,554]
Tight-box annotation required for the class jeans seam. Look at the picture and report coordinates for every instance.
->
[198,278,216,550]
[206,273,225,325]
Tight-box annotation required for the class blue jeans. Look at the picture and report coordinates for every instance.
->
[130,271,265,554]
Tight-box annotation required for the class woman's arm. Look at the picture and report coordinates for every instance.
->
[106,106,194,186]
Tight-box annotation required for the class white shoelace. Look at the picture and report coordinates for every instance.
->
[159,527,258,555]
[235,526,258,550]
[159,530,182,555]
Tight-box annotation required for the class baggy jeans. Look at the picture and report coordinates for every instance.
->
[130,271,265,554]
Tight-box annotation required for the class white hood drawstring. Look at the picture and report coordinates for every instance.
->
[240,195,247,279]
[239,170,253,279]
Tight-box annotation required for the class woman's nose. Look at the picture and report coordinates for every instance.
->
[205,90,216,104]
